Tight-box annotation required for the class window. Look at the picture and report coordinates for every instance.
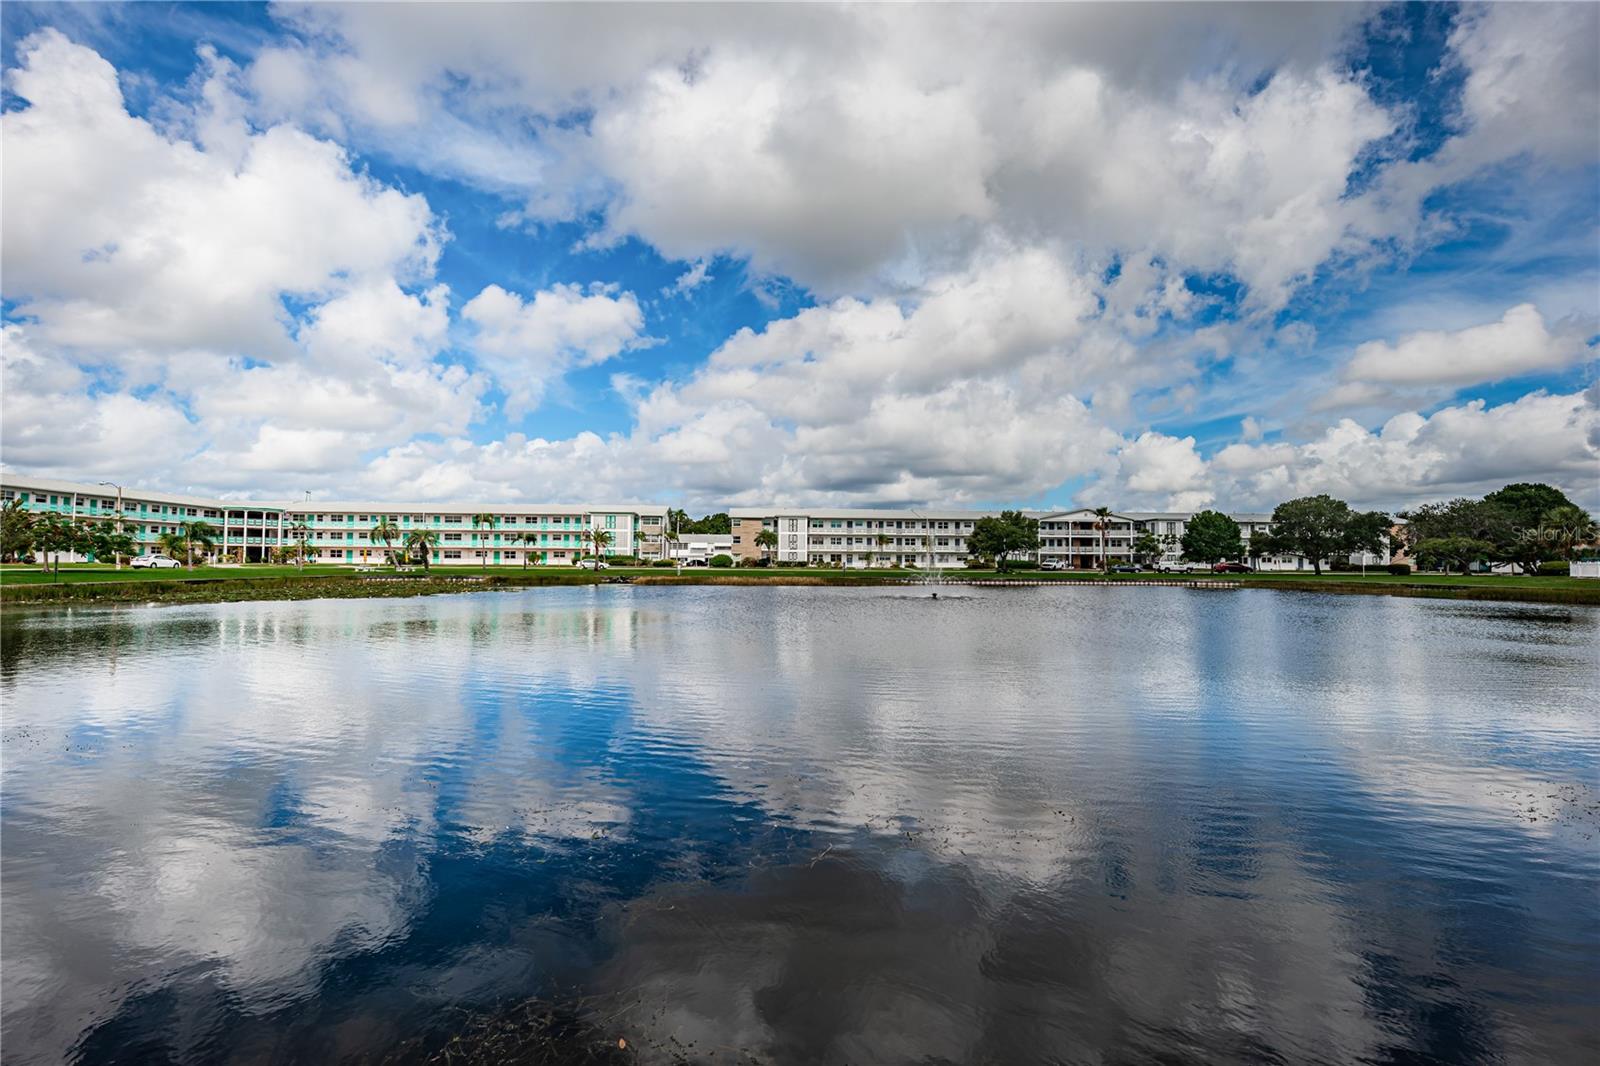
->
[443,550,462,559]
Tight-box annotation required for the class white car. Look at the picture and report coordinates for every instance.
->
[131,555,182,569]
[576,559,610,570]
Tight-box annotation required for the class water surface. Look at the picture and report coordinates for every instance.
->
[3,586,1597,1064]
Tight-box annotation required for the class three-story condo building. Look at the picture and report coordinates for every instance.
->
[0,477,669,566]
[732,507,1150,568]
[729,508,1037,568]
[5,475,1370,571]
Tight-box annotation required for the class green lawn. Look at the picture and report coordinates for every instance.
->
[4,561,1594,604]
[0,563,361,585]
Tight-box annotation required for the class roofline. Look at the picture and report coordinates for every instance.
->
[0,475,667,516]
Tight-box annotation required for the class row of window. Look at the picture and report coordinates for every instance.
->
[294,513,625,526]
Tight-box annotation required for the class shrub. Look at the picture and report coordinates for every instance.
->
[709,554,734,568]
[652,559,674,567]
[1538,561,1570,577]
[1387,563,1412,575]
[1007,559,1040,570]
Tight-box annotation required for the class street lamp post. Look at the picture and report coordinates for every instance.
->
[98,481,123,569]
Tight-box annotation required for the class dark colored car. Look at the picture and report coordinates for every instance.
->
[1212,562,1254,573]
[1110,564,1140,573]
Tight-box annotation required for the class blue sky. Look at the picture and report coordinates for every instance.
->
[2,2,1596,510]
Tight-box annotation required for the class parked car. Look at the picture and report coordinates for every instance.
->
[130,555,181,569]
[1039,559,1066,571]
[1212,562,1254,573]
[576,559,610,570]
[1110,564,1140,574]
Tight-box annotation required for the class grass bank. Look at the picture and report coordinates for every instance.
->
[0,568,599,606]
[4,563,1596,607]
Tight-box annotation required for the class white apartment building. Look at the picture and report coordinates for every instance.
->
[730,508,1018,568]
[666,534,734,565]
[1,476,669,567]
[1125,512,1314,571]
[730,507,1176,569]
[730,506,1348,570]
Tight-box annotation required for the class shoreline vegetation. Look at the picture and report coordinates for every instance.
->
[3,564,1597,607]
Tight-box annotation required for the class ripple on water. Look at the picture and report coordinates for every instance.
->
[0,587,1596,1065]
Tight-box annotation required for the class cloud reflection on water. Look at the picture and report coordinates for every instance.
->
[1,587,1595,1064]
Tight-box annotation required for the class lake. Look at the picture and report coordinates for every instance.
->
[2,586,1596,1064]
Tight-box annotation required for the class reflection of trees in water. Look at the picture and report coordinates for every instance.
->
[4,590,1596,1065]
[0,613,218,679]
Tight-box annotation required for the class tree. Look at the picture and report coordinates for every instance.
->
[1399,498,1493,548]
[1091,507,1114,571]
[1343,510,1393,569]
[1131,531,1163,567]
[503,531,529,569]
[471,513,496,570]
[671,510,733,535]
[968,510,1040,572]
[1181,510,1243,564]
[156,530,189,565]
[1484,483,1575,530]
[660,527,679,566]
[370,517,400,565]
[583,527,613,560]
[1,499,36,562]
[1267,496,1355,575]
[1402,494,1538,573]
[285,520,311,570]
[178,521,218,568]
[1415,536,1496,574]
[755,528,779,565]
[871,531,891,569]
[33,516,86,579]
[1541,505,1598,561]
[1246,529,1281,568]
[85,522,137,567]
[404,528,437,570]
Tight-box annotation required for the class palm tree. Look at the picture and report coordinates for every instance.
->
[1544,506,1598,561]
[370,517,400,566]
[156,530,188,565]
[471,512,497,570]
[178,520,218,568]
[284,520,311,569]
[756,528,779,566]
[405,528,438,570]
[582,526,613,563]
[660,526,680,566]
[1092,507,1113,572]
[872,531,891,569]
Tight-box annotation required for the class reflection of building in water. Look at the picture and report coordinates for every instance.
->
[1,475,668,566]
